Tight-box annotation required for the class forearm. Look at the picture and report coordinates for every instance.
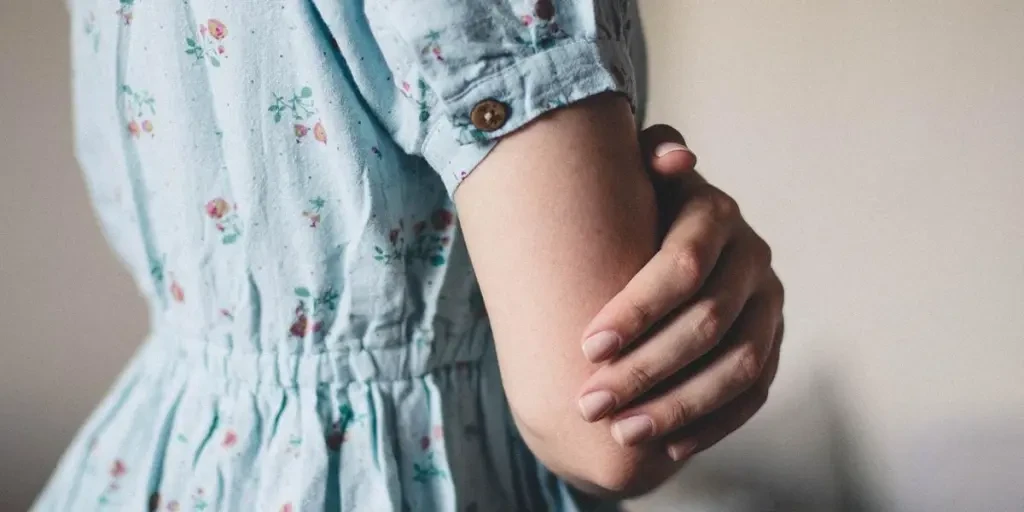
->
[456,93,680,496]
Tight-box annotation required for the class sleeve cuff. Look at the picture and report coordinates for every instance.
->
[421,37,637,197]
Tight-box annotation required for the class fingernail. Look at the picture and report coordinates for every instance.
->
[582,331,621,362]
[654,142,690,157]
[578,391,616,422]
[612,415,654,446]
[666,440,698,461]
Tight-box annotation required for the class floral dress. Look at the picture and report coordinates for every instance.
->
[38,0,640,510]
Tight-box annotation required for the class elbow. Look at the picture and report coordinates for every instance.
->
[571,448,675,499]
[510,408,677,499]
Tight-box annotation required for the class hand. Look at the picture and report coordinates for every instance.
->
[576,124,785,461]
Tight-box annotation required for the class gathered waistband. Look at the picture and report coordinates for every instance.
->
[138,329,491,389]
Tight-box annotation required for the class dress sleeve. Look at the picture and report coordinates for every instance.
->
[363,0,639,196]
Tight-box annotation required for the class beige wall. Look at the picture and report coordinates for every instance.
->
[1,2,1021,511]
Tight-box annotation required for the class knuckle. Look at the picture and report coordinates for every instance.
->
[693,301,725,343]
[626,364,656,395]
[711,191,741,221]
[734,346,765,387]
[667,246,705,289]
[626,296,653,331]
[666,394,694,428]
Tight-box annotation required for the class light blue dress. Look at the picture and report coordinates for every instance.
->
[38,1,640,510]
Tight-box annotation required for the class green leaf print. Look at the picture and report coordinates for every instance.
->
[269,89,317,124]
[210,56,221,67]
[294,287,311,298]
[429,255,445,267]
[221,232,237,244]
[186,37,197,47]
[314,288,339,311]
[412,452,447,483]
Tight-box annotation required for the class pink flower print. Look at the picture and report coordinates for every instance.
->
[303,196,326,228]
[432,425,444,440]
[222,430,237,448]
[280,504,293,512]
[289,308,322,338]
[170,280,185,303]
[186,21,228,67]
[166,500,180,511]
[110,459,127,478]
[142,119,154,134]
[205,198,230,219]
[289,313,310,337]
[206,199,242,244]
[388,228,400,245]
[413,221,426,235]
[294,124,309,139]
[371,146,382,159]
[431,209,453,230]
[207,19,228,40]
[522,14,534,26]
[128,120,141,138]
[420,436,431,450]
[423,30,443,61]
[402,81,411,93]
[314,121,327,144]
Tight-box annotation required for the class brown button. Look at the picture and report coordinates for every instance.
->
[469,99,509,132]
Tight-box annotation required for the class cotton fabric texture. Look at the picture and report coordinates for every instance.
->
[38,1,639,510]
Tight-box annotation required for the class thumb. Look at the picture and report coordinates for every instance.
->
[640,124,698,177]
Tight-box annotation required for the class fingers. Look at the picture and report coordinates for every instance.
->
[580,187,746,363]
[664,319,783,461]
[639,124,698,177]
[578,233,770,425]
[598,286,781,447]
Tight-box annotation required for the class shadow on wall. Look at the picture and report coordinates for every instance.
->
[627,359,886,512]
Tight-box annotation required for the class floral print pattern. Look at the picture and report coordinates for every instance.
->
[205,197,242,244]
[116,0,138,25]
[302,196,326,228]
[400,79,431,123]
[122,85,156,138]
[268,87,328,144]
[412,424,448,485]
[514,0,566,49]
[374,209,453,266]
[185,19,229,67]
[288,286,338,338]
[45,0,639,509]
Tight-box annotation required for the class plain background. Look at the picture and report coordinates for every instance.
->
[1,1,1022,510]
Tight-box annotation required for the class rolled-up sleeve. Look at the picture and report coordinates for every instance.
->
[364,0,638,195]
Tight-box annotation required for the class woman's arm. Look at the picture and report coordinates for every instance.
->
[455,93,677,497]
